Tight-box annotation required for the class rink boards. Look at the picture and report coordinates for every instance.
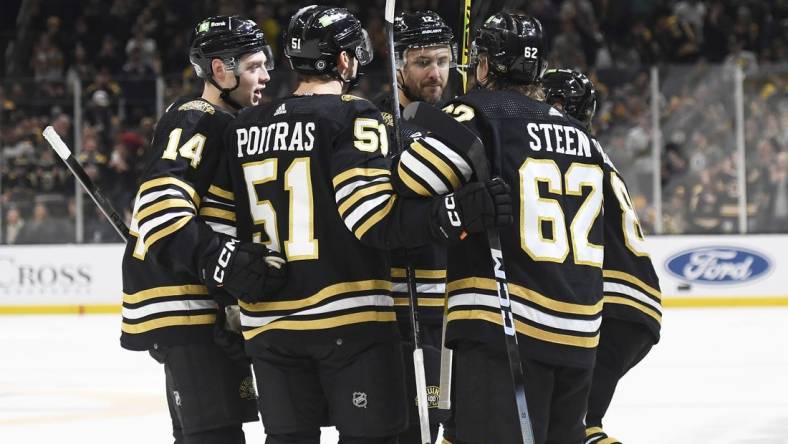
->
[1,235,787,313]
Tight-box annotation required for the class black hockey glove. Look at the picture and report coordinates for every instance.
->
[430,177,513,244]
[200,236,287,303]
[213,305,249,367]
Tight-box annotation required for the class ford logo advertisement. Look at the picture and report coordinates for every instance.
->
[665,247,771,285]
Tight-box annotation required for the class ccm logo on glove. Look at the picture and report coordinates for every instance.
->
[213,239,239,285]
[445,195,462,227]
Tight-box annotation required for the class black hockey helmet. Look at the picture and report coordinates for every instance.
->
[189,16,273,110]
[394,10,456,68]
[472,13,547,85]
[189,16,273,79]
[541,68,598,128]
[285,5,373,76]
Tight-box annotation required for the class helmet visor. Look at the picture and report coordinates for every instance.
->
[399,44,457,69]
[354,29,374,66]
[261,45,275,70]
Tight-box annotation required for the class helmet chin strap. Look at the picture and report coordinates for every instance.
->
[396,71,421,105]
[208,75,244,111]
[336,56,363,93]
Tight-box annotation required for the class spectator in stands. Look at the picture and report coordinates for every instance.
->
[125,27,157,67]
[96,36,124,74]
[703,1,732,62]
[550,15,587,70]
[15,202,62,244]
[66,44,97,85]
[3,207,26,244]
[31,34,64,82]
[768,151,788,232]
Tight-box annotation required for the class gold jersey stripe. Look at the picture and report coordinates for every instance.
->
[393,297,446,307]
[199,207,236,221]
[136,198,194,221]
[603,270,661,299]
[338,183,393,216]
[139,176,200,207]
[208,184,234,200]
[603,295,662,323]
[355,195,397,239]
[123,284,210,304]
[332,168,390,188]
[447,277,602,316]
[390,268,446,279]
[397,163,433,197]
[121,314,215,334]
[243,310,396,340]
[448,309,599,348]
[586,427,604,436]
[410,140,461,189]
[239,279,393,312]
[598,437,621,444]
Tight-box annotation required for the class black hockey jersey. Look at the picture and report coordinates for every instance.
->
[224,94,437,354]
[120,97,237,351]
[396,90,606,368]
[374,93,450,327]
[595,142,662,341]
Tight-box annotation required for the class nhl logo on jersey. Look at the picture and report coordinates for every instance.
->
[352,391,368,408]
[239,376,258,400]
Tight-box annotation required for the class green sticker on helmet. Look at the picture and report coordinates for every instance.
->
[198,21,210,33]
[318,12,343,27]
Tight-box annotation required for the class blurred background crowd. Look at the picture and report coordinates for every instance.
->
[0,0,786,244]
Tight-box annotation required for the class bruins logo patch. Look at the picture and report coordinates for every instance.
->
[239,376,257,400]
[341,94,365,102]
[415,385,441,409]
[178,100,215,114]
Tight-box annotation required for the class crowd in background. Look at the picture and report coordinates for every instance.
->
[1,0,787,244]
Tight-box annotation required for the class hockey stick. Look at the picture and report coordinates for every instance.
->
[403,102,536,444]
[384,1,431,443]
[42,126,130,243]
[437,0,473,411]
[458,0,472,95]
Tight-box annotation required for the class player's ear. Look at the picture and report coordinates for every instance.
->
[337,50,351,73]
[211,58,226,81]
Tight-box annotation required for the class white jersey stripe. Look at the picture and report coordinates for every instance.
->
[449,292,601,333]
[122,299,216,320]
[420,136,473,183]
[603,281,662,312]
[392,283,445,294]
[335,176,390,202]
[343,193,391,230]
[400,151,449,195]
[240,294,393,328]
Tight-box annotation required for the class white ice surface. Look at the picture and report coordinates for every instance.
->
[1,308,788,443]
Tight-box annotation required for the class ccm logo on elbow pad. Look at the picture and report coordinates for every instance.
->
[213,239,239,284]
[445,195,461,227]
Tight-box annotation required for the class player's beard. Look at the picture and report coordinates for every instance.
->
[419,81,444,104]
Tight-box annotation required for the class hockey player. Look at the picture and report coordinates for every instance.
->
[393,13,607,444]
[222,5,511,444]
[120,16,285,444]
[374,10,457,443]
[542,68,663,444]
